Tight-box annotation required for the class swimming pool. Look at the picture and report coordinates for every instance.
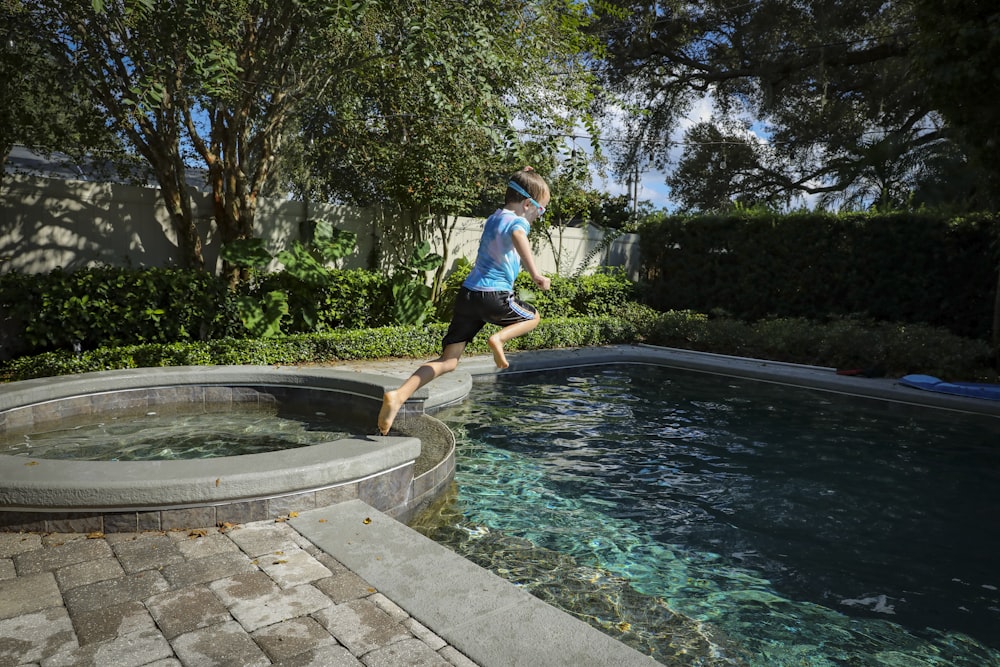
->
[412,364,1000,666]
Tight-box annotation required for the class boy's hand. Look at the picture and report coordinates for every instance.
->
[533,275,551,291]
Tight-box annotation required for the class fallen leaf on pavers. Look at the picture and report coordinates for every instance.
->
[188,529,208,538]
[274,516,288,523]
[86,532,105,539]
[25,461,39,466]
[363,517,372,525]
[288,511,299,518]
[318,519,327,523]
[251,559,259,565]
[218,522,237,532]
[368,588,376,594]
[274,551,285,556]
[215,478,220,487]
[272,559,288,565]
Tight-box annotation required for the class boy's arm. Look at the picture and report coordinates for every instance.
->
[512,228,551,291]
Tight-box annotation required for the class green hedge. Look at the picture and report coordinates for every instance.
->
[3,308,993,383]
[0,267,240,358]
[639,210,1000,340]
[0,315,649,381]
[1,264,638,360]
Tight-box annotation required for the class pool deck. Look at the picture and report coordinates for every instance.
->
[3,345,998,666]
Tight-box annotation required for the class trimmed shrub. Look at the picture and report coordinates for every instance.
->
[0,267,239,357]
[639,210,1000,341]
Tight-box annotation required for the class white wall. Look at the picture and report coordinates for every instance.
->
[1,174,640,279]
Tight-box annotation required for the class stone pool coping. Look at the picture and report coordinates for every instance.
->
[0,365,456,532]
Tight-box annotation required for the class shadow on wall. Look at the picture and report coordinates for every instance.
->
[0,174,383,275]
[1,171,639,279]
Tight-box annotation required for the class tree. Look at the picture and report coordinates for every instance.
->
[32,0,371,275]
[911,0,1000,352]
[590,0,961,210]
[0,1,118,178]
[291,0,601,289]
[912,0,1000,210]
[666,122,786,212]
[534,147,602,275]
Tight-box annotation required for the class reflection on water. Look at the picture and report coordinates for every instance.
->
[414,366,1000,666]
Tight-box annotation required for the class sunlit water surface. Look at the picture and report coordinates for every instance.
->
[412,365,1000,666]
[2,409,355,460]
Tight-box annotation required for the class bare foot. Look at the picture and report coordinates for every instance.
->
[377,390,403,435]
[487,334,509,369]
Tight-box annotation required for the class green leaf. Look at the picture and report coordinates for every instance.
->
[220,239,273,268]
[276,242,329,285]
[406,241,444,272]
[235,291,288,338]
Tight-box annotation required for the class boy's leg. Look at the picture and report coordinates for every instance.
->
[487,311,540,369]
[377,342,466,435]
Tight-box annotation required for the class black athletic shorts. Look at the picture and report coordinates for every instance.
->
[441,287,538,348]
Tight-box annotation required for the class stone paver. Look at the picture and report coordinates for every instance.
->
[160,550,256,587]
[362,637,454,667]
[257,545,332,588]
[313,598,411,657]
[54,555,125,591]
[0,532,41,558]
[0,572,62,619]
[271,643,361,667]
[145,585,232,640]
[170,620,269,667]
[250,616,339,662]
[70,600,156,646]
[229,583,332,632]
[42,626,174,667]
[62,569,170,615]
[226,522,301,558]
[0,607,77,666]
[313,569,376,603]
[0,517,486,667]
[14,538,111,575]
[110,534,184,573]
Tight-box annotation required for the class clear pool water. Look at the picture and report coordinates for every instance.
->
[2,409,354,461]
[412,365,1000,666]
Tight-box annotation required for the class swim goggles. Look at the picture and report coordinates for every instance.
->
[508,181,545,217]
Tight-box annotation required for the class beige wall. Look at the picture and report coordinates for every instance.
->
[1,174,640,279]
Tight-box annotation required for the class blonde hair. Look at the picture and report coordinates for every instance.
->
[505,167,549,204]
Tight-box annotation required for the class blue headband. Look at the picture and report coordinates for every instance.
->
[507,181,534,200]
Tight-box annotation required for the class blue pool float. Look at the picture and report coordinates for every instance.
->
[898,374,1000,401]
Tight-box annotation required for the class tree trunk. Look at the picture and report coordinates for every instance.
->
[158,170,204,271]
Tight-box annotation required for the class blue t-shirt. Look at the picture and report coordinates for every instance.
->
[463,208,530,292]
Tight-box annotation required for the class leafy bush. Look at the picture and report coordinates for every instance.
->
[0,267,239,357]
[256,268,392,332]
[647,313,995,380]
[435,263,637,322]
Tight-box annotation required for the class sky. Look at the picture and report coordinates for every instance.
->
[584,96,717,213]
